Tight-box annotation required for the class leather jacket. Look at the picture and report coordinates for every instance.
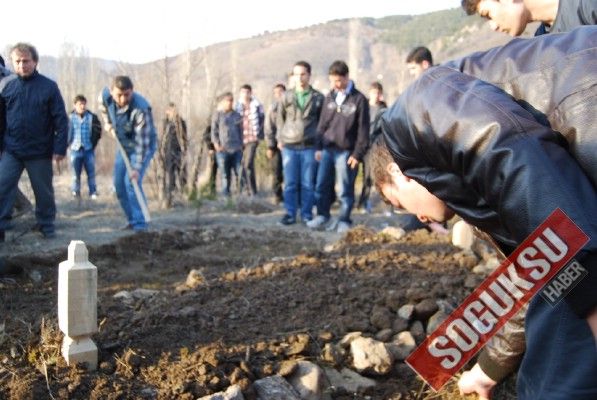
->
[444,26,597,188]
[382,36,597,383]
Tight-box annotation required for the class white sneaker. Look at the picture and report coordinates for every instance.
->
[325,219,339,232]
[90,193,98,200]
[336,221,351,233]
[306,215,329,230]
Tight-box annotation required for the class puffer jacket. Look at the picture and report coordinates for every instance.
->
[0,70,68,159]
[276,88,324,148]
[382,62,597,398]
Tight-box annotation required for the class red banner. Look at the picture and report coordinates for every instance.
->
[406,209,589,391]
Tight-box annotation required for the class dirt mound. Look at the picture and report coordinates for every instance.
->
[1,212,516,399]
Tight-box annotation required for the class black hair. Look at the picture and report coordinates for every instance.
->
[406,47,433,65]
[294,60,312,75]
[112,76,134,90]
[328,60,349,77]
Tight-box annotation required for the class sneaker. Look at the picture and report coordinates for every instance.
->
[336,221,352,233]
[72,191,80,198]
[278,215,296,226]
[120,223,133,231]
[90,193,98,200]
[325,219,339,232]
[306,215,329,230]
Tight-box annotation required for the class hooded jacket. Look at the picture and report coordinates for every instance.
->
[382,52,597,399]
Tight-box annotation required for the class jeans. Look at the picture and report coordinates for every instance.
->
[70,147,97,195]
[0,152,55,234]
[282,147,316,221]
[314,148,358,223]
[113,150,154,230]
[216,151,242,196]
[240,141,258,195]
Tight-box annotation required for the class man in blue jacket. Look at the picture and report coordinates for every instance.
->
[0,43,68,241]
[99,76,156,231]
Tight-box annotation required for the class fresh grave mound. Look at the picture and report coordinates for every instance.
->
[0,225,516,399]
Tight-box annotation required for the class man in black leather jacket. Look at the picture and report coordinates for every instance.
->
[374,27,597,400]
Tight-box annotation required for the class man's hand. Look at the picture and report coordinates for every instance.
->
[214,143,223,152]
[315,150,322,162]
[347,155,359,169]
[458,363,497,400]
[129,170,139,182]
[208,149,215,155]
[266,149,274,159]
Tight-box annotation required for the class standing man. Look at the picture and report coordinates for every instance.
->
[0,43,68,241]
[68,94,102,199]
[160,102,188,208]
[236,84,264,196]
[307,60,369,233]
[405,46,434,77]
[212,92,243,197]
[99,76,157,232]
[265,83,286,205]
[356,81,387,213]
[461,0,597,36]
[0,54,33,220]
[276,61,324,225]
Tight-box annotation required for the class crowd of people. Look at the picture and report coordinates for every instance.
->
[0,1,595,398]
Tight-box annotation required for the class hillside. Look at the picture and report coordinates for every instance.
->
[33,8,536,145]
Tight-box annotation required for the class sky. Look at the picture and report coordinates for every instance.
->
[2,0,461,64]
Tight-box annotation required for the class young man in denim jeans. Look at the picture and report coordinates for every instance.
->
[212,93,243,197]
[68,94,101,199]
[276,61,324,225]
[307,60,369,233]
[99,76,157,232]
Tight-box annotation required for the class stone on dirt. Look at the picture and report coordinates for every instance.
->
[452,220,474,250]
[414,298,439,321]
[198,384,244,400]
[472,255,501,275]
[320,343,345,366]
[287,361,327,400]
[252,375,301,400]
[323,367,377,393]
[392,317,409,333]
[380,226,406,240]
[350,337,394,375]
[375,328,394,342]
[388,331,416,360]
[409,321,426,344]
[397,304,415,321]
[185,269,207,288]
[370,305,394,330]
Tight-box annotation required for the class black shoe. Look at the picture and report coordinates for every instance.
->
[42,231,56,239]
[278,215,296,226]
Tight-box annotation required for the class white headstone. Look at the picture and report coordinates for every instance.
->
[58,241,98,370]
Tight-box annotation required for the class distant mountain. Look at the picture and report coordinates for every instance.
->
[35,8,535,133]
